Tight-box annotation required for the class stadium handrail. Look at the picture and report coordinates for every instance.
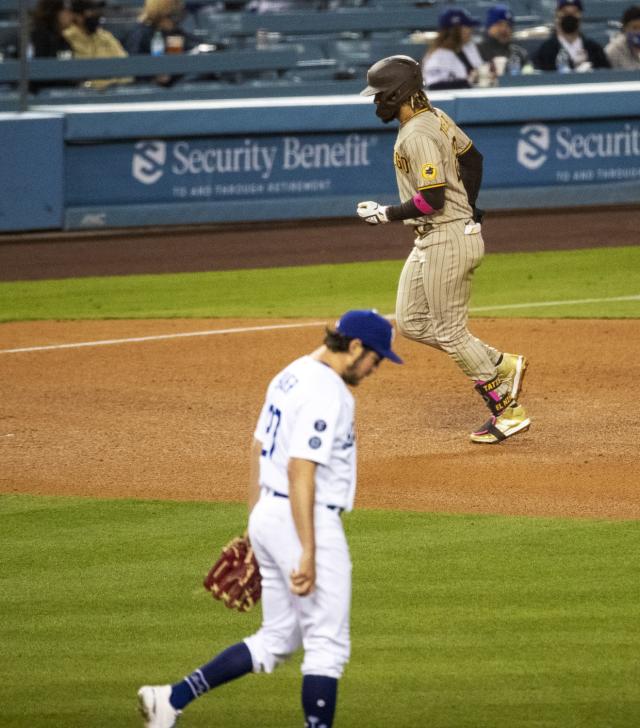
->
[229,7,439,34]
[0,5,439,32]
[0,47,302,82]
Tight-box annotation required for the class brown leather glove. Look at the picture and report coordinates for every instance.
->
[203,534,262,612]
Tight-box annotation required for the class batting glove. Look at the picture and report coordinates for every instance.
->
[357,201,389,225]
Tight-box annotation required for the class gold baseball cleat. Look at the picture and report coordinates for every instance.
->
[470,404,531,444]
[498,353,529,401]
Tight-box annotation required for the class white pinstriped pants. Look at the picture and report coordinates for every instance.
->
[395,219,500,381]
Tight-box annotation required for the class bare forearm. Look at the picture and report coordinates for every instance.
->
[288,458,316,553]
[248,437,262,515]
[288,457,317,596]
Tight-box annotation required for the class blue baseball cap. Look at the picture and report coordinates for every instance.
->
[335,309,403,364]
[486,4,514,28]
[439,7,481,29]
[557,0,583,9]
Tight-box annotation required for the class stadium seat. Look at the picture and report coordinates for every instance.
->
[0,20,18,58]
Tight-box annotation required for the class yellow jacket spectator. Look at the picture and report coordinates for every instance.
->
[62,0,133,89]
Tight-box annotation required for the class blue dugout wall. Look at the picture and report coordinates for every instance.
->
[2,80,640,231]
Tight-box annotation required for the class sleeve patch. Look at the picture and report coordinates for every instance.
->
[421,163,438,181]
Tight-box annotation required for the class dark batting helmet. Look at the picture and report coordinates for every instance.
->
[360,55,424,123]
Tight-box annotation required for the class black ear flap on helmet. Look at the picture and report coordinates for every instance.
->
[360,55,424,123]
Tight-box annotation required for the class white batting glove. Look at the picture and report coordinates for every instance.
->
[357,200,389,225]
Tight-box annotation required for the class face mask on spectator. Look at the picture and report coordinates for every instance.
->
[84,13,101,33]
[627,31,640,48]
[559,15,580,33]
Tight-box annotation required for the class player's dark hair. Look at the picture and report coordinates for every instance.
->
[324,328,376,356]
[409,88,433,112]
[324,327,352,352]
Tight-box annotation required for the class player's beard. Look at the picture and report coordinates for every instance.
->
[375,103,397,123]
[341,351,371,386]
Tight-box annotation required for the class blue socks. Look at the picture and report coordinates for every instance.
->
[169,641,253,710]
[169,643,338,727]
[302,674,338,728]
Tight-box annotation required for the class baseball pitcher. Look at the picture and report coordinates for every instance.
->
[356,55,530,444]
[138,310,402,728]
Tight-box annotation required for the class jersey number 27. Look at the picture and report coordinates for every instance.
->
[261,404,282,458]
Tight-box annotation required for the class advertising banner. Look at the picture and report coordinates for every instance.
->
[471,118,640,188]
[65,132,396,206]
[64,117,640,225]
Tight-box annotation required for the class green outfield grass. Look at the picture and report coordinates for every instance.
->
[1,495,639,728]
[0,246,638,322]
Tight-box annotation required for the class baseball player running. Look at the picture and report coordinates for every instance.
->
[138,310,402,728]
[356,55,530,444]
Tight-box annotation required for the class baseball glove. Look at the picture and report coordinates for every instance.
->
[203,533,262,612]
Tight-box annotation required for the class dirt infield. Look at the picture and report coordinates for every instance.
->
[1,317,639,520]
[2,210,639,520]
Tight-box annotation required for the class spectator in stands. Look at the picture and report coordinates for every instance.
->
[31,0,74,58]
[247,0,294,9]
[478,4,531,74]
[125,0,198,86]
[125,0,197,57]
[605,4,640,68]
[246,0,335,10]
[423,7,485,89]
[533,0,610,71]
[62,0,133,88]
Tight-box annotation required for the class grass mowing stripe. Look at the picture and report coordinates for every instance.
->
[0,246,639,321]
[1,494,639,727]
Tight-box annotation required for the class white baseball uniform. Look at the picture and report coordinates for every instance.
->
[244,354,356,680]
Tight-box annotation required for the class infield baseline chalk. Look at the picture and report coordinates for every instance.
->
[471,294,640,312]
[0,321,327,355]
[1,294,638,355]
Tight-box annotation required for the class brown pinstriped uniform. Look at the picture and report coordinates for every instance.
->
[393,106,500,381]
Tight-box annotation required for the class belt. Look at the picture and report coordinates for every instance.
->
[262,486,344,515]
[413,223,432,237]
[415,218,473,237]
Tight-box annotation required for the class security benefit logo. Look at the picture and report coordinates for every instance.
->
[129,134,376,198]
[516,122,640,182]
[517,125,550,170]
[132,141,167,185]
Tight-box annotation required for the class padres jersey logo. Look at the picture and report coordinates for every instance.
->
[421,163,437,181]
[394,151,410,174]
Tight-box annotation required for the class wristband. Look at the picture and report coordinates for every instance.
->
[412,193,435,216]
